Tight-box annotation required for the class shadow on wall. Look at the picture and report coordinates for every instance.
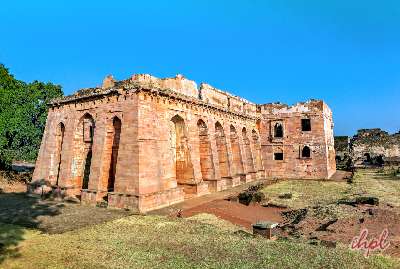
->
[0,193,63,264]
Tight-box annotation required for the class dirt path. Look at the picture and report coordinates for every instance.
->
[148,179,278,216]
[182,200,284,229]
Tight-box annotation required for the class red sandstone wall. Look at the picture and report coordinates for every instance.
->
[260,100,336,179]
[32,74,336,212]
[32,92,141,200]
[135,90,261,211]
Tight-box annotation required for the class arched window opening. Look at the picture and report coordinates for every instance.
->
[274,123,283,138]
[301,146,311,158]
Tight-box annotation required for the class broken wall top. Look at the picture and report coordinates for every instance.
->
[259,99,330,117]
[351,128,400,148]
[50,73,259,116]
[49,73,330,121]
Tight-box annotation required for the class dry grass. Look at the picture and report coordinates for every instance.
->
[261,180,349,209]
[261,169,400,209]
[351,169,400,207]
[1,213,398,269]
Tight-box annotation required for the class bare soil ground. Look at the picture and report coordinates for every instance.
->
[182,200,284,229]
[0,171,29,193]
[278,204,400,257]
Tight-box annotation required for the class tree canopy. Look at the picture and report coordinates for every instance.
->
[0,64,63,168]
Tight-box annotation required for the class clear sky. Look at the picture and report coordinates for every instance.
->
[1,1,399,136]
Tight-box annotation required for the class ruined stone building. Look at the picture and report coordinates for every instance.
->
[335,129,400,167]
[30,74,336,212]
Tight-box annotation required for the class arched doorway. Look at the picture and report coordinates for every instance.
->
[242,128,255,172]
[197,119,214,180]
[55,122,65,186]
[107,117,121,192]
[215,122,230,178]
[171,115,194,184]
[230,125,244,175]
[73,113,95,190]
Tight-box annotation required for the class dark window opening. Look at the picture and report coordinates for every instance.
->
[302,146,311,158]
[89,126,95,140]
[274,153,284,160]
[364,153,371,163]
[301,119,311,131]
[376,155,385,166]
[82,149,92,189]
[274,123,283,138]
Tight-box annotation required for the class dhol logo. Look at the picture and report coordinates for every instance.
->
[350,228,390,257]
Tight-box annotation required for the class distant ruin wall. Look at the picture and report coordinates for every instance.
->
[351,129,400,165]
[335,129,400,167]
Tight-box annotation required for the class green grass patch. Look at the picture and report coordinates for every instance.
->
[0,223,38,264]
[1,214,398,269]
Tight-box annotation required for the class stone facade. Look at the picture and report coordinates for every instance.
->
[31,74,336,212]
[260,101,336,179]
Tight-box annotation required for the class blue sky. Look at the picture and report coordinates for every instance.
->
[1,0,399,135]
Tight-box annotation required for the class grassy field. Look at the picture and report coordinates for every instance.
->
[1,169,399,268]
[1,213,398,269]
[262,169,400,209]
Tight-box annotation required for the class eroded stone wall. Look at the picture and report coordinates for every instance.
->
[351,129,400,166]
[31,74,335,212]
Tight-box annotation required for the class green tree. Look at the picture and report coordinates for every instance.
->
[0,64,63,168]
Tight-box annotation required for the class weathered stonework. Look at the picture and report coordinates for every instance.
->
[334,136,351,168]
[31,74,336,212]
[259,101,336,179]
[337,129,400,167]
